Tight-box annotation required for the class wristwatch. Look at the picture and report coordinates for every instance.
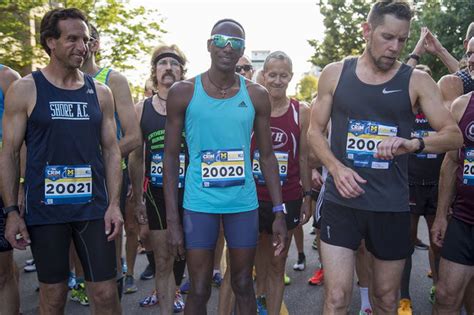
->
[2,205,20,216]
[413,137,425,154]
[405,53,420,63]
[272,203,287,214]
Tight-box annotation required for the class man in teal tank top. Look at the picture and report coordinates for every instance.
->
[80,24,141,300]
[164,19,287,314]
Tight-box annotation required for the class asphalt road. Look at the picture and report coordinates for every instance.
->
[15,219,434,314]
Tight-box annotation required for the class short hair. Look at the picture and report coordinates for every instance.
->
[367,1,413,29]
[211,19,245,38]
[466,22,474,41]
[40,8,88,56]
[263,51,293,72]
[415,64,432,77]
[149,44,188,88]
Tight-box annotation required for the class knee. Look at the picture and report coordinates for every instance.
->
[231,274,253,297]
[269,256,286,275]
[372,287,398,312]
[325,287,351,310]
[435,284,459,310]
[191,281,212,302]
[154,255,172,275]
[89,284,118,307]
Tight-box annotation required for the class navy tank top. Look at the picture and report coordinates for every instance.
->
[324,58,414,212]
[25,71,108,225]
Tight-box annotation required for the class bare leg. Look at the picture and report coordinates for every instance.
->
[150,230,175,314]
[86,278,121,315]
[124,201,139,278]
[293,224,305,257]
[185,249,214,315]
[434,258,474,315]
[355,241,372,312]
[321,241,355,315]
[214,223,225,278]
[265,230,294,315]
[229,247,257,315]
[255,232,272,296]
[0,251,19,315]
[463,278,474,314]
[38,281,69,315]
[370,256,405,314]
[218,248,236,315]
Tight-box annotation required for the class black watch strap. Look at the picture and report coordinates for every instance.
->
[3,205,20,216]
[303,191,312,197]
[413,137,425,154]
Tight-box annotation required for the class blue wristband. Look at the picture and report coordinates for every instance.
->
[272,203,287,214]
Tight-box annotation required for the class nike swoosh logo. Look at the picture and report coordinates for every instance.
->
[293,218,299,223]
[382,88,402,94]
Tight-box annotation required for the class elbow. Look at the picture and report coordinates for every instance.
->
[452,128,464,151]
[129,133,142,152]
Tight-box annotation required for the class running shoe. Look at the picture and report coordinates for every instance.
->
[256,295,268,315]
[24,262,36,273]
[312,238,318,250]
[180,280,190,294]
[293,256,306,271]
[212,272,223,287]
[308,268,324,286]
[284,274,291,285]
[124,275,138,294]
[25,259,34,266]
[140,263,155,280]
[68,272,76,289]
[70,283,89,306]
[310,227,316,235]
[359,308,373,315]
[429,286,436,304]
[414,239,429,250]
[397,298,412,315]
[174,290,185,313]
[139,290,158,307]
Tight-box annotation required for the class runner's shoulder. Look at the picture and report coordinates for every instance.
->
[450,91,473,121]
[168,78,195,105]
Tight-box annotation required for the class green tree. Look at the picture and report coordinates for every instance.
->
[296,74,319,102]
[308,0,371,68]
[0,0,165,75]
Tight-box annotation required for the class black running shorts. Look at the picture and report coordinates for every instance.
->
[258,199,302,234]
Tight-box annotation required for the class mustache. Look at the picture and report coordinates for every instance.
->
[161,71,176,80]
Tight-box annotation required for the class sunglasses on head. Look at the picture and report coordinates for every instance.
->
[210,34,245,50]
[235,65,253,72]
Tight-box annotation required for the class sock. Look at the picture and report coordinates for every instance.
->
[213,269,220,276]
[298,252,306,261]
[146,251,155,271]
[360,286,371,311]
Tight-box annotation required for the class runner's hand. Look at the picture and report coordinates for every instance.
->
[375,137,418,160]
[431,216,448,248]
[104,205,123,241]
[332,165,366,198]
[312,169,323,190]
[5,212,30,250]
[299,197,312,225]
[132,196,148,226]
[272,214,288,256]
[167,221,185,260]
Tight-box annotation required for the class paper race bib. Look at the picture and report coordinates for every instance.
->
[346,119,398,169]
[44,165,92,205]
[150,152,185,188]
[201,149,245,188]
[411,130,437,159]
[463,148,474,186]
[252,150,288,185]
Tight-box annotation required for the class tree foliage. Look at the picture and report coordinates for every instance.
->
[296,74,319,103]
[0,0,165,74]
[309,0,474,80]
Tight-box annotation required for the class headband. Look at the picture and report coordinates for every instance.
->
[153,52,184,66]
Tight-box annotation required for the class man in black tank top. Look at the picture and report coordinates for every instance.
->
[1,8,123,314]
[129,44,188,313]
[307,1,463,314]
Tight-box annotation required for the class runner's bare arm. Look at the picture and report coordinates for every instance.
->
[432,93,469,247]
[108,71,141,156]
[438,75,464,110]
[298,103,312,224]
[412,70,463,153]
[164,80,193,257]
[1,76,34,249]
[308,62,366,199]
[97,83,123,240]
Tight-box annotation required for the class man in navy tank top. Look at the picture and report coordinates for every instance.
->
[0,64,21,315]
[1,8,123,314]
[307,1,463,314]
[164,19,285,314]
[432,76,474,315]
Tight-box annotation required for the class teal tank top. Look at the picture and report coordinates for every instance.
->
[183,74,258,213]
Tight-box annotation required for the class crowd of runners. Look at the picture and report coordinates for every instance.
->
[0,1,473,314]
